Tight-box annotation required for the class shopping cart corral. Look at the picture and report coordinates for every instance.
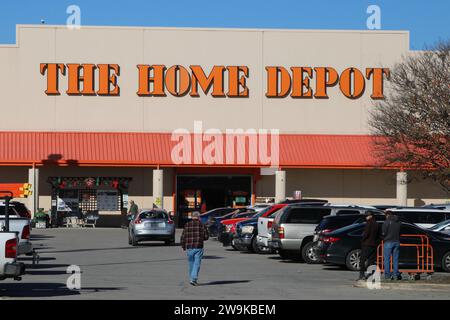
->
[377,234,434,281]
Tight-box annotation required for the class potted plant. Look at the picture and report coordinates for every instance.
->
[33,208,50,228]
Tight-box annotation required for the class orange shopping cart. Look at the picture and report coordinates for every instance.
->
[376,234,434,280]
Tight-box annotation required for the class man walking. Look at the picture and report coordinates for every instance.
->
[358,211,379,280]
[180,211,209,286]
[382,210,402,280]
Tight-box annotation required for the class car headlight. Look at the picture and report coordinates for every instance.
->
[225,224,233,232]
[241,226,254,234]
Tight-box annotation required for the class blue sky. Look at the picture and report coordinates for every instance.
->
[0,0,448,49]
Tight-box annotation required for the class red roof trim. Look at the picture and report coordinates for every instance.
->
[0,131,395,169]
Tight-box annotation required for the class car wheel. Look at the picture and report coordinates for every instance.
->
[252,239,270,254]
[165,235,175,246]
[131,233,139,246]
[346,249,361,271]
[302,242,320,264]
[250,237,259,253]
[442,251,450,273]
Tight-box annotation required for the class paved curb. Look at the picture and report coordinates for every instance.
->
[353,280,450,291]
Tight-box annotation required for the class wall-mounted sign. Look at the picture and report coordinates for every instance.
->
[97,190,119,211]
[40,63,389,100]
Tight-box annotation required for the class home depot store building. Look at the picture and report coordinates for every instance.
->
[0,25,447,227]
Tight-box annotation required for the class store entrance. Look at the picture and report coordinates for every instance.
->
[176,175,252,226]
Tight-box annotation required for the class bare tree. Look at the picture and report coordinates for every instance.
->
[369,41,450,193]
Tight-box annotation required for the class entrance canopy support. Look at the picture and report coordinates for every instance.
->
[28,166,39,218]
[275,170,286,203]
[153,169,164,209]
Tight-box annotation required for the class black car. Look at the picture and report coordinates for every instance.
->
[208,209,255,238]
[233,218,269,253]
[200,207,242,225]
[309,214,388,263]
[315,221,450,272]
[314,214,372,238]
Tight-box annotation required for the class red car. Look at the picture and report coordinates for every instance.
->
[218,204,287,246]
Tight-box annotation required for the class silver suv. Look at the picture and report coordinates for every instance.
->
[269,204,380,263]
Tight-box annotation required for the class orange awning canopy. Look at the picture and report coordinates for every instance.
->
[0,131,390,169]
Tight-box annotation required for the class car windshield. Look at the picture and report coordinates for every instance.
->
[230,210,243,218]
[268,207,283,218]
[430,219,450,230]
[236,212,253,218]
[253,206,275,218]
[140,211,167,220]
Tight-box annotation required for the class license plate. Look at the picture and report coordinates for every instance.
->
[145,222,165,228]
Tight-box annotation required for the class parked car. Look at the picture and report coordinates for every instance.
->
[315,221,450,273]
[0,231,25,281]
[233,218,263,252]
[256,204,289,251]
[220,204,286,250]
[422,204,450,210]
[199,207,242,225]
[373,205,407,210]
[389,208,450,228]
[216,211,257,241]
[429,219,450,235]
[208,209,255,237]
[269,205,383,262]
[307,213,388,264]
[128,209,175,246]
[0,206,33,256]
[246,203,271,213]
[314,214,387,240]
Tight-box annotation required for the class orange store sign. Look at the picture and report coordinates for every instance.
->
[40,63,389,99]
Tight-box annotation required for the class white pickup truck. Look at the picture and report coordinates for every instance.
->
[0,215,33,256]
[0,231,25,280]
[0,203,33,257]
[256,206,287,252]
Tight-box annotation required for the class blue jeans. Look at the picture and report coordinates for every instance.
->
[187,248,204,282]
[384,241,400,278]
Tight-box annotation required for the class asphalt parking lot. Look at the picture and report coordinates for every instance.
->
[1,228,450,300]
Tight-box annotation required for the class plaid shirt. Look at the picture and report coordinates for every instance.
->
[180,219,209,250]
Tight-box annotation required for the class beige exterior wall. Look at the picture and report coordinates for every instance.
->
[295,169,449,206]
[0,26,447,214]
[1,166,447,215]
[257,169,449,206]
[0,25,409,134]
